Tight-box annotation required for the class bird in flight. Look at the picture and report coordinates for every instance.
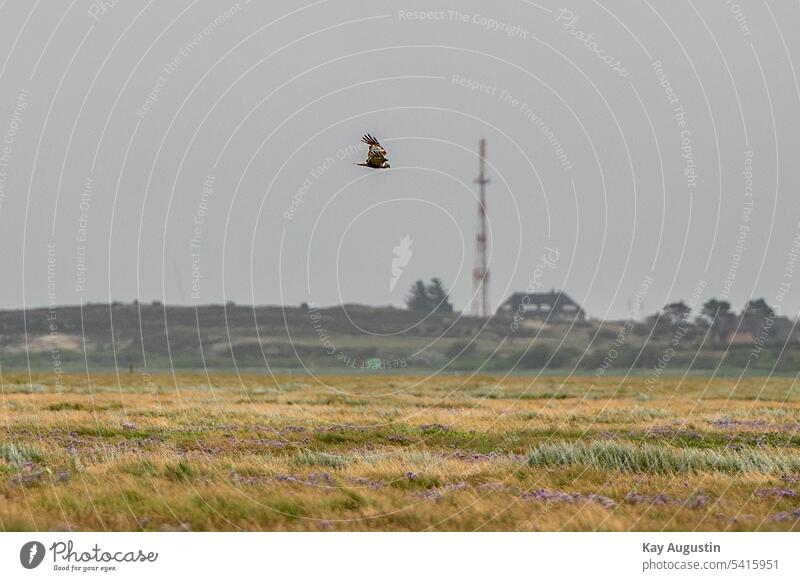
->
[356,133,390,169]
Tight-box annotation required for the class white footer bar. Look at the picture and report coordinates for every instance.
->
[1,533,797,580]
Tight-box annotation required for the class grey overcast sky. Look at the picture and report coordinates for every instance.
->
[1,0,799,320]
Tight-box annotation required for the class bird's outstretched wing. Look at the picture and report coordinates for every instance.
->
[358,133,390,168]
[362,133,381,146]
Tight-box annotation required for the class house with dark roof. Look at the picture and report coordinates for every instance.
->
[497,290,586,322]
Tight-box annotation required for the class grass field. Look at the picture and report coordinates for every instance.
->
[1,372,799,531]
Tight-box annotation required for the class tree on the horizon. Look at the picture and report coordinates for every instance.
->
[741,298,775,336]
[427,278,454,314]
[406,278,454,314]
[642,301,691,340]
[698,298,734,346]
[406,280,430,311]
[663,301,691,328]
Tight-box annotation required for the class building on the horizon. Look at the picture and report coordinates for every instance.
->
[497,290,586,322]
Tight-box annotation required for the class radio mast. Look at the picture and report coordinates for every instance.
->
[472,138,490,318]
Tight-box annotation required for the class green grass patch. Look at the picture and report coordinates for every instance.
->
[163,461,194,481]
[329,489,368,511]
[294,450,347,469]
[46,402,89,411]
[517,391,575,400]
[122,459,157,477]
[528,440,800,474]
[0,442,44,464]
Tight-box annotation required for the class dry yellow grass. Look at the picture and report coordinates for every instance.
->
[0,372,798,531]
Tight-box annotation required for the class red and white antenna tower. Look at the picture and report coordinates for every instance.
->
[472,138,490,318]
